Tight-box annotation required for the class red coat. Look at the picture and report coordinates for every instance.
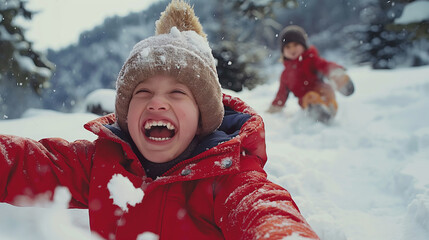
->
[0,94,319,240]
[272,46,344,107]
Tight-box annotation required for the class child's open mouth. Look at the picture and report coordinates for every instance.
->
[144,120,176,141]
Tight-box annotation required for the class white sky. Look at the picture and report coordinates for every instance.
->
[23,0,160,51]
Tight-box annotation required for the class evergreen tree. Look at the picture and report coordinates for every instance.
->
[385,0,429,66]
[347,0,429,69]
[0,0,54,93]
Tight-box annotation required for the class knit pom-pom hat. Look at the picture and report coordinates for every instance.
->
[279,25,309,50]
[115,0,223,137]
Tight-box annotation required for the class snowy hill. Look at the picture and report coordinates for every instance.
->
[0,65,428,240]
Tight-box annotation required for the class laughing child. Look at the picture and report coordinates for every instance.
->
[267,25,354,122]
[0,1,320,239]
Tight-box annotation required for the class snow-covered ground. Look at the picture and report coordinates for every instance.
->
[0,65,428,240]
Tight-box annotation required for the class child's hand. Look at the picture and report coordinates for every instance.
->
[337,76,354,96]
[329,70,354,96]
[266,105,283,113]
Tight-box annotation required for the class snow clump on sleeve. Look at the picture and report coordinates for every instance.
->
[107,174,144,212]
[137,232,159,240]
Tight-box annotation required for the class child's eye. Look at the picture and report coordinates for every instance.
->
[135,89,151,95]
[171,89,186,95]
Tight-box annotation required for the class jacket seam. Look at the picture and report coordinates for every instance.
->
[158,184,169,238]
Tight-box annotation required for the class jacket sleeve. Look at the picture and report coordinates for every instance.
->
[312,54,344,78]
[271,71,290,107]
[214,158,320,240]
[0,135,95,208]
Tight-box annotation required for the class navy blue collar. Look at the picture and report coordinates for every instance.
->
[105,107,251,179]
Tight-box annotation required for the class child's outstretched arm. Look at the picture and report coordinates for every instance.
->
[0,135,95,208]
[267,72,290,113]
[214,159,320,240]
[313,56,354,96]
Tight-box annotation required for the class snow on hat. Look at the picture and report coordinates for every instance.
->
[115,0,224,137]
[279,25,308,50]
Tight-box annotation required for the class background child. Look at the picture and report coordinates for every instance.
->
[267,25,354,122]
[1,1,320,239]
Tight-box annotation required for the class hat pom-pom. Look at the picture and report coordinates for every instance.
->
[155,0,206,40]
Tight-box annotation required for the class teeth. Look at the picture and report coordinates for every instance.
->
[144,120,175,130]
[166,122,174,130]
[148,137,171,141]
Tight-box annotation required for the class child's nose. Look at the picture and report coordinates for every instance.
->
[147,96,170,111]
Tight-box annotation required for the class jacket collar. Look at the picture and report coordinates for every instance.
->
[83,93,268,182]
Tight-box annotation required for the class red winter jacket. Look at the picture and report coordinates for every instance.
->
[0,94,319,240]
[272,46,344,107]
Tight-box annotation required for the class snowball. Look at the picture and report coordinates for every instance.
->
[107,174,144,212]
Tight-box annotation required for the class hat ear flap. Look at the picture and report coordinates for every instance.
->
[155,0,207,40]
